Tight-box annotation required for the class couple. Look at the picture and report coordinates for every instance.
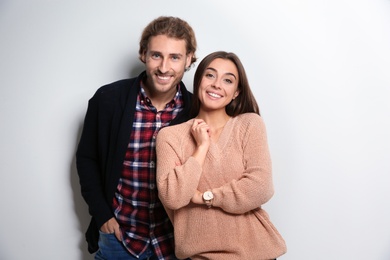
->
[76,16,286,260]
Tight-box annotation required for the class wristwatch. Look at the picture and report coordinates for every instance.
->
[202,191,214,208]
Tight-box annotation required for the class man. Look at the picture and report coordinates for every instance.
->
[76,16,197,259]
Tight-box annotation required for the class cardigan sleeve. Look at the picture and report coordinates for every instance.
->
[212,114,274,214]
[156,126,202,210]
[76,91,114,228]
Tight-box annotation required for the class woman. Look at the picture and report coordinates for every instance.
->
[156,51,287,260]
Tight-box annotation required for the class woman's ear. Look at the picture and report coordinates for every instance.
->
[233,90,240,99]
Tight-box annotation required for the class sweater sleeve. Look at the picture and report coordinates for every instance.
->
[156,126,202,210]
[212,115,274,214]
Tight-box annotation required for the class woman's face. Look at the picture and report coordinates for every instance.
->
[198,58,240,113]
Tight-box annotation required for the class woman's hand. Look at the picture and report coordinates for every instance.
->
[191,119,211,148]
[191,190,204,205]
[191,119,210,167]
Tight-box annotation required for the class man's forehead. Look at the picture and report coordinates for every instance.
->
[147,35,187,53]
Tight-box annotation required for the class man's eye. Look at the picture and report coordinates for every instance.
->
[152,54,161,58]
[172,55,180,60]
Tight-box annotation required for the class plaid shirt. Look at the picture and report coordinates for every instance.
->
[112,85,184,259]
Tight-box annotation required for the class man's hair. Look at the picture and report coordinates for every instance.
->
[139,16,197,66]
[190,51,260,118]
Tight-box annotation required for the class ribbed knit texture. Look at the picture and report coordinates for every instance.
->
[156,113,286,260]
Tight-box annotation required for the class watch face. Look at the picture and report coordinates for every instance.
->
[203,191,213,200]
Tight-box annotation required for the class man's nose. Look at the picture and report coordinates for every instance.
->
[158,59,169,73]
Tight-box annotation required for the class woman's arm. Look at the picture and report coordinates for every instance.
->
[156,125,205,210]
[211,115,274,214]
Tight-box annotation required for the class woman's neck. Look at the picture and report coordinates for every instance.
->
[196,111,231,132]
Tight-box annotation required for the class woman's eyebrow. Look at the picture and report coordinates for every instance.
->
[205,67,237,79]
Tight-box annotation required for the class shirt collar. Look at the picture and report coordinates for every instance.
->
[139,82,182,109]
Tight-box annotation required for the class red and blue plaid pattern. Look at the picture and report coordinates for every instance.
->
[112,85,183,259]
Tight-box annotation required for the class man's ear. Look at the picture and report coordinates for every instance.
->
[140,52,146,63]
[185,53,193,68]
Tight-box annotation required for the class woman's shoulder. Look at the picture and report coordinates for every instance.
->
[158,119,194,139]
[233,113,264,126]
[229,113,267,137]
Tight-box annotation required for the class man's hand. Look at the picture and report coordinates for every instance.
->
[100,217,122,241]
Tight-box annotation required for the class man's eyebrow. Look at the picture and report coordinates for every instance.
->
[149,51,183,57]
[206,67,237,79]
[169,53,184,57]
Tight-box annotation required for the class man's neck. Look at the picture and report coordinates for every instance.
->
[142,82,178,111]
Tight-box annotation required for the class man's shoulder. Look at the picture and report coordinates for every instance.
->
[89,75,142,104]
[97,78,136,95]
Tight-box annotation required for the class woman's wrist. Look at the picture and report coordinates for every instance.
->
[191,190,204,204]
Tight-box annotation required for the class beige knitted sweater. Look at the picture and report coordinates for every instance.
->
[156,113,286,260]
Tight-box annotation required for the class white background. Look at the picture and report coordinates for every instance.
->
[1,1,390,259]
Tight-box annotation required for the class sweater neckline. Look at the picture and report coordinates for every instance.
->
[208,117,233,154]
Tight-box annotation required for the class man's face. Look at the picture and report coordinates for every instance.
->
[141,34,192,97]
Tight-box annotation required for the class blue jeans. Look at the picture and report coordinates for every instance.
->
[95,231,156,260]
